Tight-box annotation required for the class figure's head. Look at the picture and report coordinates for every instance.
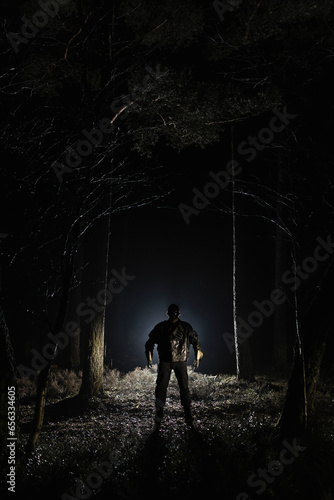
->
[167,304,180,319]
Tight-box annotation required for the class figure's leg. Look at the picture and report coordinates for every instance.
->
[154,362,171,428]
[173,362,193,425]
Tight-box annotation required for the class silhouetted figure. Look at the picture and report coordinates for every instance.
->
[145,304,203,429]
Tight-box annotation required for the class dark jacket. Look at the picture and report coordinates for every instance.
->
[145,319,201,363]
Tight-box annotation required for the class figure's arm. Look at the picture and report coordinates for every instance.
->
[189,328,203,369]
[145,328,157,368]
[146,350,153,368]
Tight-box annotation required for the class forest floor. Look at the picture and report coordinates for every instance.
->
[8,366,334,500]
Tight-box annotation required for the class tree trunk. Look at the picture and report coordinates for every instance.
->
[78,4,114,399]
[67,244,84,373]
[25,238,78,454]
[278,259,334,438]
[305,327,329,416]
[25,367,49,454]
[78,184,112,400]
[70,329,81,374]
[79,310,105,399]
[272,165,289,374]
[232,135,239,377]
[277,339,307,438]
[0,304,20,471]
[238,339,255,381]
[231,126,255,381]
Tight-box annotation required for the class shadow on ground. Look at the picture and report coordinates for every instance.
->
[96,422,243,500]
